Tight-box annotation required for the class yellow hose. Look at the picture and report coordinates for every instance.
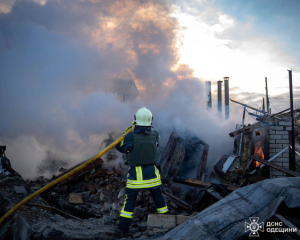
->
[0,127,134,225]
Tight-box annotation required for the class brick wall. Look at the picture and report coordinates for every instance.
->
[269,119,291,178]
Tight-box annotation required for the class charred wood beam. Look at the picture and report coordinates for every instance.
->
[173,178,239,192]
[25,203,82,221]
[242,131,252,169]
[162,192,192,211]
[248,155,300,177]
[40,192,100,219]
[229,122,261,137]
[274,108,300,117]
[271,108,290,117]
[275,214,300,238]
[55,158,103,184]
[197,144,209,181]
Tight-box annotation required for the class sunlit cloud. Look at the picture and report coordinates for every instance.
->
[172,3,300,101]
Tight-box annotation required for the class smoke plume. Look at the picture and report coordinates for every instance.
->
[0,0,240,179]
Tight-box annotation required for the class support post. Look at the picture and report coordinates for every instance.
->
[288,70,296,171]
[217,80,223,117]
[265,77,270,114]
[224,77,230,119]
[238,106,246,157]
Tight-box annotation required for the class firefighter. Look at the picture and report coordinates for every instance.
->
[114,107,168,236]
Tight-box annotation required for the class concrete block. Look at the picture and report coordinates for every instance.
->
[269,121,278,126]
[269,130,276,134]
[282,144,289,148]
[118,187,126,199]
[140,222,147,232]
[147,214,176,229]
[271,170,282,175]
[269,140,276,143]
[285,117,292,121]
[276,131,289,135]
[276,140,289,144]
[270,135,282,140]
[282,163,289,168]
[133,232,143,238]
[270,149,276,153]
[109,210,118,220]
[103,202,111,212]
[282,135,289,140]
[269,126,284,130]
[276,149,285,153]
[134,207,147,218]
[286,127,292,131]
[276,157,289,163]
[69,193,84,204]
[270,144,282,149]
[282,158,290,163]
[270,153,282,157]
[153,228,170,233]
[279,121,292,126]
[283,153,289,157]
[13,186,28,194]
[176,215,192,225]
[277,175,286,178]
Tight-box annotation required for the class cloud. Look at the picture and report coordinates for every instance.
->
[172,2,300,98]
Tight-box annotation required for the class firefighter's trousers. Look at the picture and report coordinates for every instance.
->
[118,187,168,232]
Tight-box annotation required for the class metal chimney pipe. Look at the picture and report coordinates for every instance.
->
[206,81,212,110]
[224,77,229,119]
[217,80,223,116]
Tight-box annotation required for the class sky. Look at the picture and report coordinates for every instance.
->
[0,0,299,179]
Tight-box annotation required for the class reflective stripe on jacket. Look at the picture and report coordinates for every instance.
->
[126,165,161,189]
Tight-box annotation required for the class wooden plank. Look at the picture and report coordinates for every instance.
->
[162,192,192,210]
[249,155,300,177]
[229,122,261,138]
[275,213,300,237]
[173,178,239,191]
[230,99,268,114]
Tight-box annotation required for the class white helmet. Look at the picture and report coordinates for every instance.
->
[134,107,153,126]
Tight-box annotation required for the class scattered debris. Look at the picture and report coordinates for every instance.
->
[13,186,28,194]
[156,177,300,240]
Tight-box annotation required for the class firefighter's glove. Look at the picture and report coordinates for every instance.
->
[124,126,132,133]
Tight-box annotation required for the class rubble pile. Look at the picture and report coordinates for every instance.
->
[1,115,300,240]
[0,145,196,240]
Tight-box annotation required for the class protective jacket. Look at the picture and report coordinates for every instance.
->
[128,131,157,166]
[115,126,162,190]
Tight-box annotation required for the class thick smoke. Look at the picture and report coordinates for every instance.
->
[37,151,68,175]
[0,0,241,179]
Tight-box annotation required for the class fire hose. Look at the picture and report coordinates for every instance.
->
[0,127,134,225]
